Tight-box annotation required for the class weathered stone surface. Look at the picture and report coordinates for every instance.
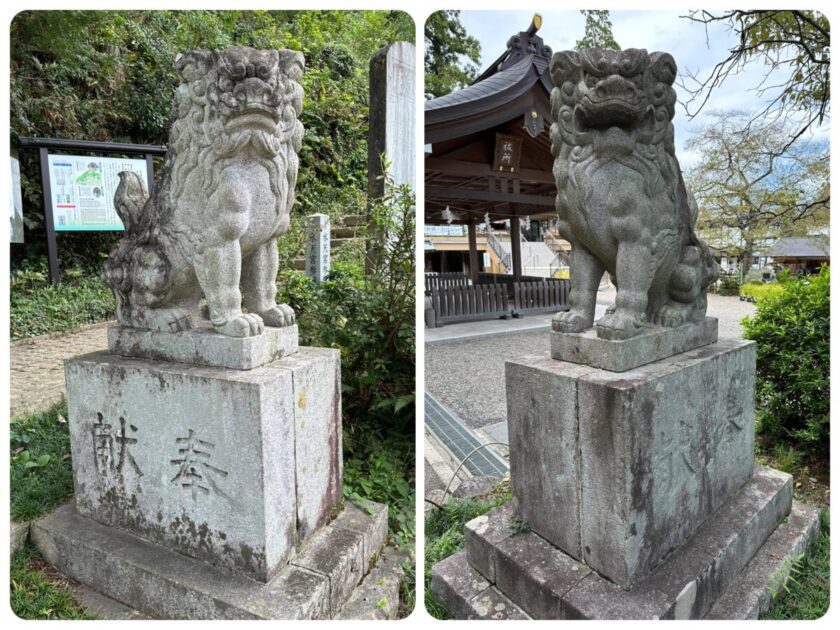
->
[507,339,756,588]
[291,524,365,616]
[31,503,330,619]
[11,520,29,556]
[64,346,341,582]
[331,500,388,576]
[102,47,304,338]
[506,357,594,557]
[493,532,591,619]
[430,551,530,620]
[550,316,718,371]
[705,500,821,619]
[464,502,517,582]
[281,347,343,541]
[335,546,408,620]
[549,48,718,340]
[562,465,792,619]
[107,323,299,370]
[452,475,498,499]
[578,338,755,587]
[437,466,805,620]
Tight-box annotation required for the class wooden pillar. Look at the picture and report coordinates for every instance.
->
[510,214,522,282]
[467,219,480,283]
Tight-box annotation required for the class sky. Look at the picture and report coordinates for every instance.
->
[457,10,830,168]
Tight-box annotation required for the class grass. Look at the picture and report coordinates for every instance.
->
[10,544,94,620]
[761,510,830,620]
[424,481,512,619]
[10,401,75,521]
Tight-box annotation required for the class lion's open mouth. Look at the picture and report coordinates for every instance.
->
[224,107,280,133]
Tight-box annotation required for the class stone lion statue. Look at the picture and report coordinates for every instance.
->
[103,47,304,337]
[549,48,718,340]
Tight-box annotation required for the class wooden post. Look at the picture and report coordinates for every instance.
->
[510,214,522,282]
[467,219,480,284]
[38,147,61,284]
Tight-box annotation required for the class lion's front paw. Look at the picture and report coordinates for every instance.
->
[653,302,691,328]
[596,309,646,340]
[259,303,296,328]
[216,313,264,337]
[552,309,592,333]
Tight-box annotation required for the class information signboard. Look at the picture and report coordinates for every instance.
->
[47,154,149,231]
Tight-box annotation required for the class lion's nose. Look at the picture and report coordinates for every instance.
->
[595,75,637,101]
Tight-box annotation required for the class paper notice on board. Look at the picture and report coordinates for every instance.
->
[47,154,149,231]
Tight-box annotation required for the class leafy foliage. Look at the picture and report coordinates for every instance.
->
[424,10,481,99]
[681,11,829,152]
[424,485,512,619]
[11,545,95,620]
[740,281,785,302]
[761,510,830,619]
[742,266,829,452]
[576,10,621,50]
[688,111,829,277]
[10,259,115,339]
[10,10,414,271]
[10,401,75,521]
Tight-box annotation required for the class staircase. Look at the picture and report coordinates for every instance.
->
[290,214,365,271]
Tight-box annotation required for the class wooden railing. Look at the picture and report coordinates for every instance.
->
[425,272,470,293]
[512,280,571,315]
[430,283,510,326]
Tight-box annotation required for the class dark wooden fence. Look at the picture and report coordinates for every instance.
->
[512,279,571,315]
[425,272,470,293]
[430,283,509,326]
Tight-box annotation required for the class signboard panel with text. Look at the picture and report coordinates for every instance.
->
[47,154,149,231]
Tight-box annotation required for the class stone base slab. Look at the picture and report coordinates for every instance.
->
[107,324,299,370]
[31,500,389,620]
[550,317,718,372]
[430,466,819,619]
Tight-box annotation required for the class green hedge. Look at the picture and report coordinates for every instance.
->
[740,281,784,302]
[743,266,829,451]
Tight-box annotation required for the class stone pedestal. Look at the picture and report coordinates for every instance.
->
[34,326,395,619]
[65,343,341,582]
[431,322,821,619]
[508,337,755,587]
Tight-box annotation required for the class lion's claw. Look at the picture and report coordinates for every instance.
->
[595,309,646,340]
[260,303,296,328]
[552,310,592,333]
[217,313,264,337]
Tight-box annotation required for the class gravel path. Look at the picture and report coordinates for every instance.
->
[425,295,756,430]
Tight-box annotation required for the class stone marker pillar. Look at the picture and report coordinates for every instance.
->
[306,213,331,283]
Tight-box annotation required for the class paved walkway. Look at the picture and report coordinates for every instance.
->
[9,322,111,418]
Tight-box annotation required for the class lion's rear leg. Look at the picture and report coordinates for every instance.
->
[242,239,296,328]
[653,245,714,327]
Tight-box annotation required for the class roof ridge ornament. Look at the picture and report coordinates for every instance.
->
[498,13,552,73]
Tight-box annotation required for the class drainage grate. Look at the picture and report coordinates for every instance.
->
[425,392,509,478]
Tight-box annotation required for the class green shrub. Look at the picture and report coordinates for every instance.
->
[740,281,784,302]
[718,274,740,296]
[10,260,115,339]
[743,266,829,451]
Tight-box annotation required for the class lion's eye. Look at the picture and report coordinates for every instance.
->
[218,77,233,92]
[585,75,597,88]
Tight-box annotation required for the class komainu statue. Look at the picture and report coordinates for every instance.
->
[102,47,304,337]
[549,48,718,340]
